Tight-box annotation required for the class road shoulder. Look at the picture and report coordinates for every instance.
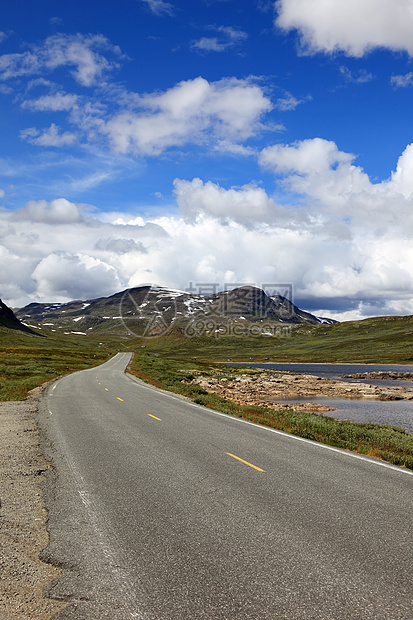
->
[0,385,67,619]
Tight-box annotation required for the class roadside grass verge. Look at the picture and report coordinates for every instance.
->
[128,350,413,470]
[0,328,115,401]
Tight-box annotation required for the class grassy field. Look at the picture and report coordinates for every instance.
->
[1,314,412,468]
[0,327,116,400]
[138,314,413,364]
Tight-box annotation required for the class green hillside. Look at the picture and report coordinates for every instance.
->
[141,315,413,364]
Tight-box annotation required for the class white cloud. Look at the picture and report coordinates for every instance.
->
[173,177,293,227]
[259,137,413,219]
[49,17,63,27]
[0,198,168,304]
[389,142,413,198]
[0,33,122,85]
[275,91,311,111]
[191,26,248,53]
[103,77,272,155]
[339,66,374,84]
[275,0,413,56]
[2,142,413,319]
[94,237,148,254]
[0,245,38,306]
[0,84,13,94]
[63,171,115,193]
[0,51,40,80]
[13,198,84,224]
[260,137,355,178]
[0,34,273,157]
[20,124,77,147]
[32,252,121,300]
[391,72,413,87]
[214,140,258,156]
[259,138,377,219]
[140,0,174,16]
[22,92,78,111]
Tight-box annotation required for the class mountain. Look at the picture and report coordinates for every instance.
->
[0,299,37,334]
[15,285,336,338]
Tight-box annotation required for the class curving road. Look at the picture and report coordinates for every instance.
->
[39,353,413,619]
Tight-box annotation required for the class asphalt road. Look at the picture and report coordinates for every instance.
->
[39,353,413,619]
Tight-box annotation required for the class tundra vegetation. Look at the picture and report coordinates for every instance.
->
[1,314,413,468]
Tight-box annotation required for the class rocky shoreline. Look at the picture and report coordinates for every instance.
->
[342,371,413,380]
[191,370,413,413]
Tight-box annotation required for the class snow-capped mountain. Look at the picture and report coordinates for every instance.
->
[15,285,336,337]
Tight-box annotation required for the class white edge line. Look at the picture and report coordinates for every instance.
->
[127,374,413,477]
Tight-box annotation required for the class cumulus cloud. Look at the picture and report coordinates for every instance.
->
[0,198,167,304]
[191,26,248,53]
[257,138,413,258]
[0,245,38,305]
[255,137,413,315]
[259,137,413,218]
[32,252,121,300]
[260,137,354,176]
[20,123,77,147]
[13,198,84,223]
[94,237,148,254]
[2,145,413,319]
[103,76,272,155]
[275,0,413,56]
[389,142,413,198]
[0,33,122,85]
[0,33,273,157]
[173,177,293,227]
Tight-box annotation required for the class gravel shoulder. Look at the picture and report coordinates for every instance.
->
[0,385,67,619]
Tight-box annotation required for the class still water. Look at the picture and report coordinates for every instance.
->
[226,362,413,433]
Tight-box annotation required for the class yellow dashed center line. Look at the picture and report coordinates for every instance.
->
[226,453,265,472]
[112,353,126,367]
[148,414,162,421]
[117,397,124,402]
[105,388,109,391]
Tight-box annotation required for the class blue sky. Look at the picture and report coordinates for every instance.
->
[1,0,413,320]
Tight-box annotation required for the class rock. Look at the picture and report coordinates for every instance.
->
[190,369,413,409]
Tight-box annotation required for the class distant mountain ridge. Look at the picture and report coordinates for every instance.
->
[15,285,336,337]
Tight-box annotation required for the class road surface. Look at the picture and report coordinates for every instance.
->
[39,353,413,619]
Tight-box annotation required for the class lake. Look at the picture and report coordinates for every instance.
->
[225,362,413,433]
